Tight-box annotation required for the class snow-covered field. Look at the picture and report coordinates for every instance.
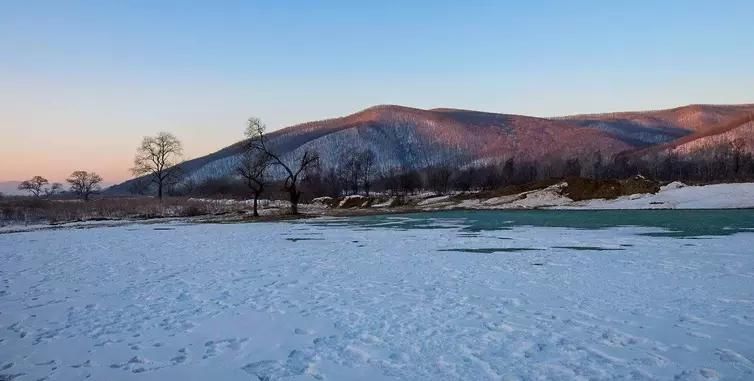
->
[1,213,754,380]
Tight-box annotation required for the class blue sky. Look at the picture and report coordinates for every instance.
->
[1,0,753,181]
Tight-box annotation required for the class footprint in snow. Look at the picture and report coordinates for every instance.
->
[294,328,314,335]
[171,348,189,365]
[673,368,721,380]
[203,338,249,359]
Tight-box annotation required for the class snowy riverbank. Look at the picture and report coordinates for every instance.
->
[565,182,754,209]
[2,182,753,234]
[418,182,754,210]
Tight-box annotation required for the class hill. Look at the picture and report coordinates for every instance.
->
[107,103,754,194]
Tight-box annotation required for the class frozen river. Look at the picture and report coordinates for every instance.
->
[1,210,754,380]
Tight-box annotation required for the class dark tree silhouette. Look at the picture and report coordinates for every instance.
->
[18,176,49,197]
[236,149,270,217]
[66,171,103,201]
[358,150,376,196]
[45,183,63,197]
[132,132,183,200]
[246,117,319,214]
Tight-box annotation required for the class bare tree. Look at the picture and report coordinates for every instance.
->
[359,150,376,196]
[502,158,515,184]
[340,149,361,195]
[45,182,63,197]
[18,176,49,197]
[428,165,452,194]
[246,117,319,214]
[236,149,270,217]
[451,166,476,192]
[66,171,103,201]
[132,132,183,200]
[379,167,402,195]
[339,149,376,196]
[127,177,150,195]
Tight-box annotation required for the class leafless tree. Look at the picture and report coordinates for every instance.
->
[66,171,103,201]
[236,149,270,217]
[359,150,376,196]
[176,177,196,196]
[378,167,402,195]
[18,176,49,197]
[45,182,63,197]
[339,149,376,196]
[399,170,421,195]
[340,149,361,195]
[127,177,150,195]
[427,165,452,194]
[246,117,319,214]
[132,132,183,200]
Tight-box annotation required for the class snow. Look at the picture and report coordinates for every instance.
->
[416,195,451,206]
[2,215,753,380]
[0,218,187,234]
[337,195,369,208]
[372,197,399,208]
[187,198,292,209]
[660,181,687,191]
[567,183,754,210]
[311,197,335,206]
[454,183,573,210]
[428,182,754,211]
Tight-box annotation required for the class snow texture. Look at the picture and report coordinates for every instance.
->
[566,183,754,210]
[420,182,754,210]
[1,217,753,380]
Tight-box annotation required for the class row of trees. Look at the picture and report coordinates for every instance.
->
[303,140,754,197]
[124,127,754,213]
[18,172,103,201]
[236,118,319,215]
[122,120,321,215]
[16,133,183,202]
[20,118,744,214]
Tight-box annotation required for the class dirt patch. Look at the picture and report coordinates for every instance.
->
[563,177,660,201]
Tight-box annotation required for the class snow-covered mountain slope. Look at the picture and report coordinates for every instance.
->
[107,104,754,193]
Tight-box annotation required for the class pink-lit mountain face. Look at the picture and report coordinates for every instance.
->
[108,103,754,193]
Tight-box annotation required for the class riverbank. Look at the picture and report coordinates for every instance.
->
[3,181,753,234]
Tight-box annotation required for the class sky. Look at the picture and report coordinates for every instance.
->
[2,0,753,183]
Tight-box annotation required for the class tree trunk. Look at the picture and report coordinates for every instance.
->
[289,188,300,215]
[252,193,260,217]
[158,182,163,201]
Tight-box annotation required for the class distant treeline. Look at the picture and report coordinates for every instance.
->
[127,140,754,201]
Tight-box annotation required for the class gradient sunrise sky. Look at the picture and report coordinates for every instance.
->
[2,1,753,183]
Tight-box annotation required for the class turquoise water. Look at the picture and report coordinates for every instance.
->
[305,209,754,238]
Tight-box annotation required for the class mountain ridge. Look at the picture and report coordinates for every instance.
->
[107,102,754,194]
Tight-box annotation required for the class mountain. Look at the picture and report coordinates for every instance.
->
[107,103,754,194]
[0,181,23,196]
[560,104,754,155]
